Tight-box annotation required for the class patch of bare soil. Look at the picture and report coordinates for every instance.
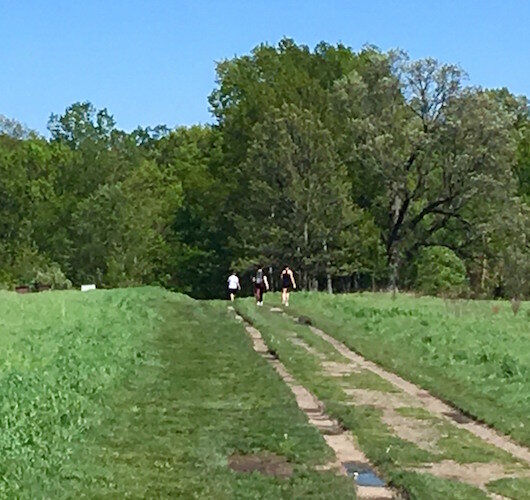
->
[306,324,530,466]
[322,360,362,376]
[381,408,441,453]
[342,387,441,452]
[343,388,420,409]
[288,336,324,358]
[409,460,530,488]
[228,452,293,478]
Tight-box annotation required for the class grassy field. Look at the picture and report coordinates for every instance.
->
[0,288,356,498]
[3,288,528,498]
[281,292,530,446]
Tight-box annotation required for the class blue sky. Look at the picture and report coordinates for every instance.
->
[1,1,529,134]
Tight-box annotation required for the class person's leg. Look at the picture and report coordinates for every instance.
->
[230,291,235,301]
[258,285,264,305]
[285,289,290,307]
[282,288,286,304]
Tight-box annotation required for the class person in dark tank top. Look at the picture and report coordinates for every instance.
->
[280,265,296,307]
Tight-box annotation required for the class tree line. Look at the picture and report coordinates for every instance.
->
[1,39,529,298]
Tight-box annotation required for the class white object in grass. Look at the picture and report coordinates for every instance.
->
[81,284,96,292]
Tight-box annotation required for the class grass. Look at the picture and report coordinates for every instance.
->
[486,477,530,500]
[234,298,508,499]
[283,292,530,446]
[1,288,357,498]
[340,370,398,393]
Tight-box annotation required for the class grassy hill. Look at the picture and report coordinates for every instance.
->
[3,288,528,498]
[0,287,355,498]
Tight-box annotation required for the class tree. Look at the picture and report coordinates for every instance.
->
[333,52,520,290]
[415,246,469,297]
[146,126,231,298]
[232,104,382,291]
[70,159,180,287]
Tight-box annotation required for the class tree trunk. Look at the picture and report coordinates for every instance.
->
[303,221,309,291]
[326,273,333,294]
[323,239,332,294]
[389,246,399,294]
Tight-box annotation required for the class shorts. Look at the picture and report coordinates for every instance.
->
[228,288,238,296]
[282,278,292,290]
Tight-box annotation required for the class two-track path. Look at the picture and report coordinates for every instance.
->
[231,305,530,500]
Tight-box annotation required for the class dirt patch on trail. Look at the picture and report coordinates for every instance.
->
[228,452,293,478]
[305,324,530,466]
[288,336,324,358]
[381,409,442,453]
[322,361,362,376]
[344,388,420,409]
[409,460,530,488]
[344,388,441,452]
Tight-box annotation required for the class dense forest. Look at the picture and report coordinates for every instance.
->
[1,40,529,298]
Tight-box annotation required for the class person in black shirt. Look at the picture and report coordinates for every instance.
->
[280,266,296,307]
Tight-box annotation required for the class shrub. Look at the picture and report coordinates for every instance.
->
[415,246,469,297]
[32,263,72,290]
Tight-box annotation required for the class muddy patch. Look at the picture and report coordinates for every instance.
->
[344,462,386,487]
[297,315,312,325]
[443,410,473,424]
[228,452,293,478]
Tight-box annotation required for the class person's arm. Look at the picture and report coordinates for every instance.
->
[264,276,269,290]
[237,277,241,290]
[290,270,297,289]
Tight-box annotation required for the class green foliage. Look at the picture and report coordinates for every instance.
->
[33,262,72,289]
[0,288,165,496]
[0,38,528,297]
[487,477,530,500]
[415,246,469,297]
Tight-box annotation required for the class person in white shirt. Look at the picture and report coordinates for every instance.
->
[227,271,241,301]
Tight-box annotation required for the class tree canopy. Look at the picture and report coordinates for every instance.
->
[1,40,528,298]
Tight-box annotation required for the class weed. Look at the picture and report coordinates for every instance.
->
[510,298,521,316]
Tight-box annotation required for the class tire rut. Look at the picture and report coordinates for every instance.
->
[230,307,396,499]
[274,307,530,498]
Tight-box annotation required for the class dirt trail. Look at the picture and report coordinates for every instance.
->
[262,308,530,499]
[305,323,530,466]
[231,308,395,499]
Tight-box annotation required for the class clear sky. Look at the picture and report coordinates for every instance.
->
[1,0,529,135]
